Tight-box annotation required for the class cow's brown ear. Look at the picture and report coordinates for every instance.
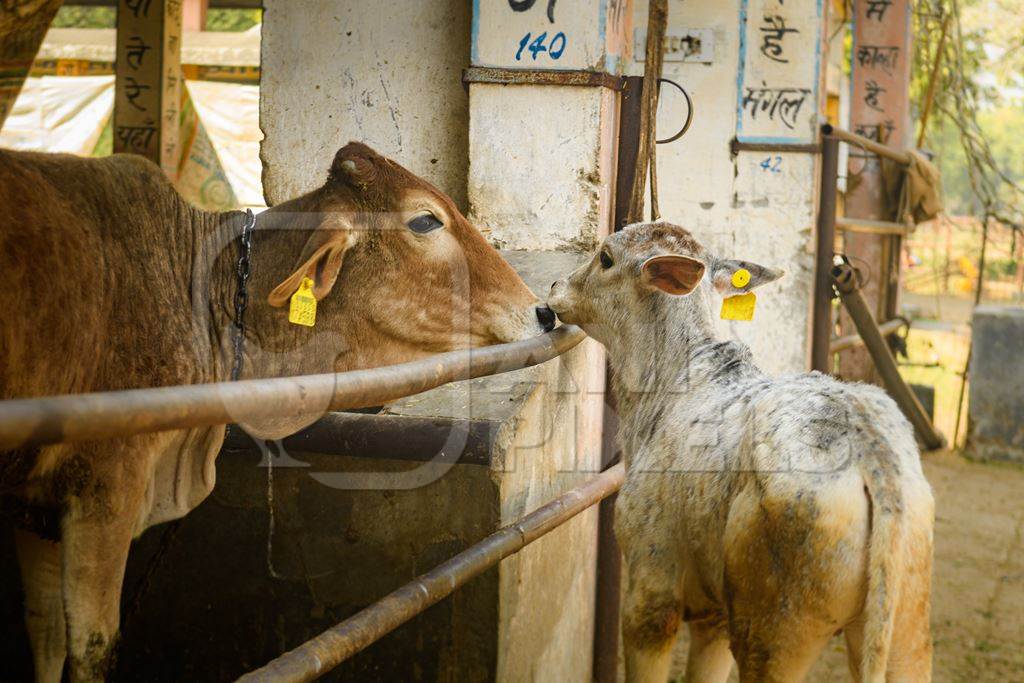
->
[267,217,356,307]
[641,255,705,296]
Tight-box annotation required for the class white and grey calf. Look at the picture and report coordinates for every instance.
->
[548,221,934,683]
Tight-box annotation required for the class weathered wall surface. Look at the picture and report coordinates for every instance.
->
[260,0,471,207]
[631,0,823,375]
[469,85,618,252]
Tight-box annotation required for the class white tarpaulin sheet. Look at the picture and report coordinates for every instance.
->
[0,76,264,208]
[0,75,112,154]
[185,80,263,208]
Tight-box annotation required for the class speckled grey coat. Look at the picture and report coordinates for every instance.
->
[548,221,934,683]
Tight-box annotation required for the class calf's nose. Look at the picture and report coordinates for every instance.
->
[535,305,556,332]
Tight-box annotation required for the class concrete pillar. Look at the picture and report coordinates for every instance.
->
[467,3,629,679]
[0,0,63,129]
[114,0,184,179]
[259,0,471,207]
[838,0,912,382]
[632,0,826,375]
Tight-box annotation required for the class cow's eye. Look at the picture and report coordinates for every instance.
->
[599,250,614,269]
[407,213,443,234]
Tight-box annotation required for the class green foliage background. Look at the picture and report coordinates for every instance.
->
[51,6,260,31]
[913,0,1024,221]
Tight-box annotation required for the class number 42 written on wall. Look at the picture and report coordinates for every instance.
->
[760,156,783,173]
[516,31,567,61]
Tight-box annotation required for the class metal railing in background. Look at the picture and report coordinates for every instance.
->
[832,264,946,450]
[812,123,919,372]
[0,323,601,676]
[812,125,945,450]
[0,326,585,450]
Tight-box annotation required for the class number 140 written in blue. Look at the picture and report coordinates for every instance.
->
[516,31,567,60]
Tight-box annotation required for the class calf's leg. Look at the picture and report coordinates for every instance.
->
[15,529,67,683]
[620,551,683,683]
[685,620,733,683]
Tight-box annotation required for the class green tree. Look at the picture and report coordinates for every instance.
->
[914,0,1024,226]
[205,9,261,32]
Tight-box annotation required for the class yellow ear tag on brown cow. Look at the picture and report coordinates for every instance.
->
[721,292,757,321]
[288,277,317,327]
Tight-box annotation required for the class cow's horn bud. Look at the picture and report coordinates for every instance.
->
[340,159,358,176]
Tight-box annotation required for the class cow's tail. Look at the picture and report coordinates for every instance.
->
[858,433,907,683]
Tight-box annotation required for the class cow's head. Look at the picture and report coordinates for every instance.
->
[255,142,552,373]
[547,221,783,348]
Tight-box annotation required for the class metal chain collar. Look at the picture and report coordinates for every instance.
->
[231,208,256,381]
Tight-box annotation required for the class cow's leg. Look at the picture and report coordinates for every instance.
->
[61,509,135,682]
[684,620,733,683]
[620,548,683,683]
[731,625,830,683]
[15,529,67,683]
[58,449,149,683]
[842,614,867,680]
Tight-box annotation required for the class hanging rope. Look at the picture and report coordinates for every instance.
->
[626,0,668,224]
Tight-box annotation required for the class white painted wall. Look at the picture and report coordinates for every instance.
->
[469,85,618,251]
[632,0,823,374]
[260,0,471,207]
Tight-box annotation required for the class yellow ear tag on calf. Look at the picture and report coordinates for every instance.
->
[288,277,317,327]
[721,292,757,321]
[731,268,751,288]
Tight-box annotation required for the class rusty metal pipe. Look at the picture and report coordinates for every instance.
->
[829,318,906,354]
[832,264,945,450]
[237,462,627,683]
[822,124,912,165]
[836,217,913,237]
[811,133,840,373]
[0,326,586,450]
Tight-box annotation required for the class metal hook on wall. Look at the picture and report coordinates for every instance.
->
[656,78,694,144]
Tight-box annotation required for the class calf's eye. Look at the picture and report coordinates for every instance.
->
[599,250,614,269]
[407,213,443,234]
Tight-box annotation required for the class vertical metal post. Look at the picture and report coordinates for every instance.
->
[592,372,622,683]
[594,75,646,680]
[613,76,644,231]
[811,132,840,373]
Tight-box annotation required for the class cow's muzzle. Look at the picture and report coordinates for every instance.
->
[535,305,556,332]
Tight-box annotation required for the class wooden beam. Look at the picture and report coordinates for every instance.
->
[0,0,64,129]
[114,0,183,178]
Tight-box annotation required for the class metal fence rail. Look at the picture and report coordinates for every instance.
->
[0,325,585,450]
[238,462,626,683]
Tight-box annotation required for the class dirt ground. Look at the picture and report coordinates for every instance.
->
[658,450,1024,682]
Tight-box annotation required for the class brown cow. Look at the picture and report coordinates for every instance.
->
[0,142,553,681]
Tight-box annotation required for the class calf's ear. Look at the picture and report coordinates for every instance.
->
[268,217,356,307]
[710,258,784,297]
[641,255,706,295]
